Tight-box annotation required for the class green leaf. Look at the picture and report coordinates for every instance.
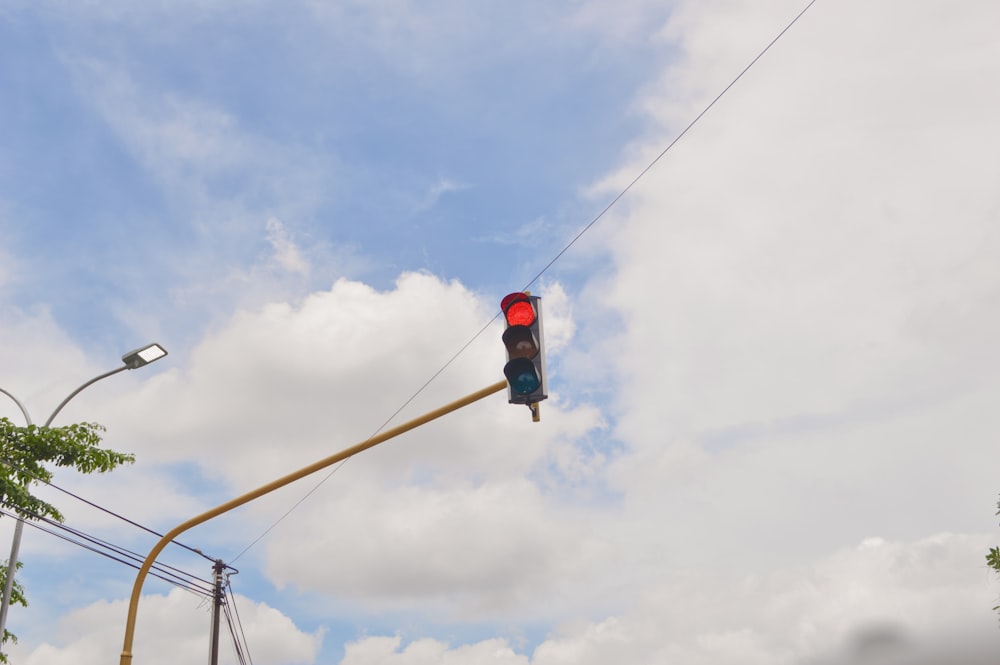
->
[987,547,1000,573]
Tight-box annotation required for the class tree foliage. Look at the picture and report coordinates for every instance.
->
[0,562,25,664]
[0,419,134,522]
[989,495,1000,613]
[0,418,135,659]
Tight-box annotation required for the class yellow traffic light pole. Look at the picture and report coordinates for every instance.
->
[119,379,508,665]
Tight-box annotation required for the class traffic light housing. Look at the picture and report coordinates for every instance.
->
[501,292,547,407]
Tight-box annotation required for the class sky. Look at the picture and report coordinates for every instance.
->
[1,0,999,663]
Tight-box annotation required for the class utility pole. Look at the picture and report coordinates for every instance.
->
[208,560,224,665]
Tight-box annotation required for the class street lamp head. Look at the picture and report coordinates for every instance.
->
[122,343,168,369]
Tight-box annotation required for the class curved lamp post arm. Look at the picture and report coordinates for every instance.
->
[43,343,168,427]
[42,366,127,427]
[2,343,167,429]
[0,389,33,427]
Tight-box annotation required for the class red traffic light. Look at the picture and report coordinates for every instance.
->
[501,292,536,327]
[500,292,547,407]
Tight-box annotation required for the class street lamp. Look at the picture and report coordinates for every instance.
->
[122,343,168,369]
[0,343,168,645]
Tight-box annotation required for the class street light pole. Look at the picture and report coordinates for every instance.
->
[0,343,168,646]
[119,379,507,665]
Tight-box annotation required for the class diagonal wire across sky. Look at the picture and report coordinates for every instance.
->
[227,0,822,564]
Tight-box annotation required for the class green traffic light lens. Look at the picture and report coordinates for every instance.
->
[504,358,541,394]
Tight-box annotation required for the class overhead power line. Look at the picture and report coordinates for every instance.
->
[519,0,821,296]
[228,0,822,561]
[222,576,255,665]
[0,506,213,599]
[0,454,215,563]
[0,452,220,598]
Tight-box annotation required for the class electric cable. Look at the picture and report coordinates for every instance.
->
[518,0,820,296]
[0,454,215,563]
[228,458,348,564]
[6,506,211,591]
[222,601,249,665]
[0,506,213,599]
[0,504,212,592]
[227,0,821,561]
[224,574,254,665]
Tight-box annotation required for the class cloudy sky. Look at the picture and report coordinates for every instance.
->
[2,0,999,663]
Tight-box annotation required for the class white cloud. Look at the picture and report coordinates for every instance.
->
[0,306,98,423]
[262,478,610,618]
[55,56,360,336]
[342,635,529,665]
[536,282,575,355]
[67,60,244,185]
[588,0,1000,525]
[412,178,471,212]
[266,217,310,276]
[65,57,333,227]
[22,464,212,548]
[5,1,1000,663]
[74,272,608,619]
[337,533,1000,665]
[6,588,322,665]
[100,272,589,481]
[0,241,14,295]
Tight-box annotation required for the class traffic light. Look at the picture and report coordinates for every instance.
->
[501,292,547,407]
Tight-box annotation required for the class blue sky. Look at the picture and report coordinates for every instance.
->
[2,1,1000,664]
[0,1,657,353]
